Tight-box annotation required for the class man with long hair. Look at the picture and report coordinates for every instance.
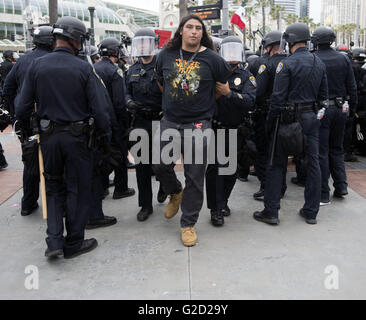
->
[153,15,231,247]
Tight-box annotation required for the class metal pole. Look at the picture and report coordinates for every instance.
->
[222,0,229,32]
[49,0,58,26]
[88,7,95,46]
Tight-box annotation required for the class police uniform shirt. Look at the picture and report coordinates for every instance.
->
[16,46,111,136]
[256,53,287,106]
[125,56,162,111]
[269,47,328,118]
[0,59,14,86]
[215,65,256,127]
[3,47,50,114]
[250,53,269,77]
[155,47,232,124]
[316,47,357,108]
[94,57,127,115]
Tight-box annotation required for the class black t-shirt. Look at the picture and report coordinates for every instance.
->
[155,47,232,123]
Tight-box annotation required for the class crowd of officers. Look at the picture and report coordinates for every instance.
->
[0,13,365,259]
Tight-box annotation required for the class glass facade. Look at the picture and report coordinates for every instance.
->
[0,0,159,43]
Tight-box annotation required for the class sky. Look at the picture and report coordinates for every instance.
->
[113,0,322,22]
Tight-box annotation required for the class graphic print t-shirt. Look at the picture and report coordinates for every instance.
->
[155,47,232,123]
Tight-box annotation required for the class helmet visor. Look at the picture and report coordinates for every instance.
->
[131,36,155,57]
[220,42,245,63]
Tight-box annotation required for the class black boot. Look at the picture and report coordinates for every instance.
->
[113,188,135,199]
[211,210,224,227]
[157,185,168,203]
[21,203,39,216]
[85,216,117,229]
[253,188,264,201]
[253,210,279,225]
[137,207,153,221]
[221,204,231,217]
[64,239,98,259]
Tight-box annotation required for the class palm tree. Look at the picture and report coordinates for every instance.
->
[245,6,258,43]
[284,14,298,26]
[269,4,285,30]
[299,16,313,27]
[255,0,272,34]
[346,23,357,47]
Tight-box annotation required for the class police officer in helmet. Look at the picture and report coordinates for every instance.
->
[125,27,166,221]
[0,50,15,88]
[349,47,366,158]
[253,23,328,225]
[206,35,256,226]
[16,16,111,259]
[3,25,55,217]
[311,26,357,204]
[253,30,287,201]
[94,37,135,200]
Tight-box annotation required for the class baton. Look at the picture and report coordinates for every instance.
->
[35,104,47,220]
[269,116,280,167]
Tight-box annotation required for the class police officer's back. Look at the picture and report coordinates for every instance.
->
[253,31,287,200]
[16,16,111,259]
[3,26,55,217]
[94,37,135,200]
[254,23,328,226]
[0,50,15,88]
[312,26,357,204]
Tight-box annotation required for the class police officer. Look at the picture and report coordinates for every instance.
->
[253,23,328,225]
[311,27,357,205]
[205,36,256,226]
[125,28,166,221]
[16,16,111,259]
[349,48,366,158]
[3,26,55,216]
[76,42,119,229]
[94,37,135,200]
[253,30,287,201]
[0,50,15,88]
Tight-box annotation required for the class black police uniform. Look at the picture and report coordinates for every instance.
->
[205,64,256,221]
[16,46,111,255]
[254,53,287,195]
[94,57,130,196]
[251,53,269,77]
[125,56,163,213]
[351,60,366,155]
[0,58,14,88]
[3,47,51,214]
[261,47,328,221]
[316,46,357,202]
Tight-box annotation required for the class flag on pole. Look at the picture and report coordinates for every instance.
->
[231,7,246,30]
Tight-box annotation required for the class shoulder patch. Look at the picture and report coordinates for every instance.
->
[117,68,124,78]
[258,64,267,75]
[276,62,284,74]
[249,76,257,87]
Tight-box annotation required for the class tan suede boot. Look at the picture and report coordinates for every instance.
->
[181,227,197,247]
[164,188,184,219]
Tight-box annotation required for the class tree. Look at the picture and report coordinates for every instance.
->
[245,6,258,43]
[284,14,299,26]
[345,23,357,47]
[269,4,285,30]
[255,0,272,35]
[299,16,313,27]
